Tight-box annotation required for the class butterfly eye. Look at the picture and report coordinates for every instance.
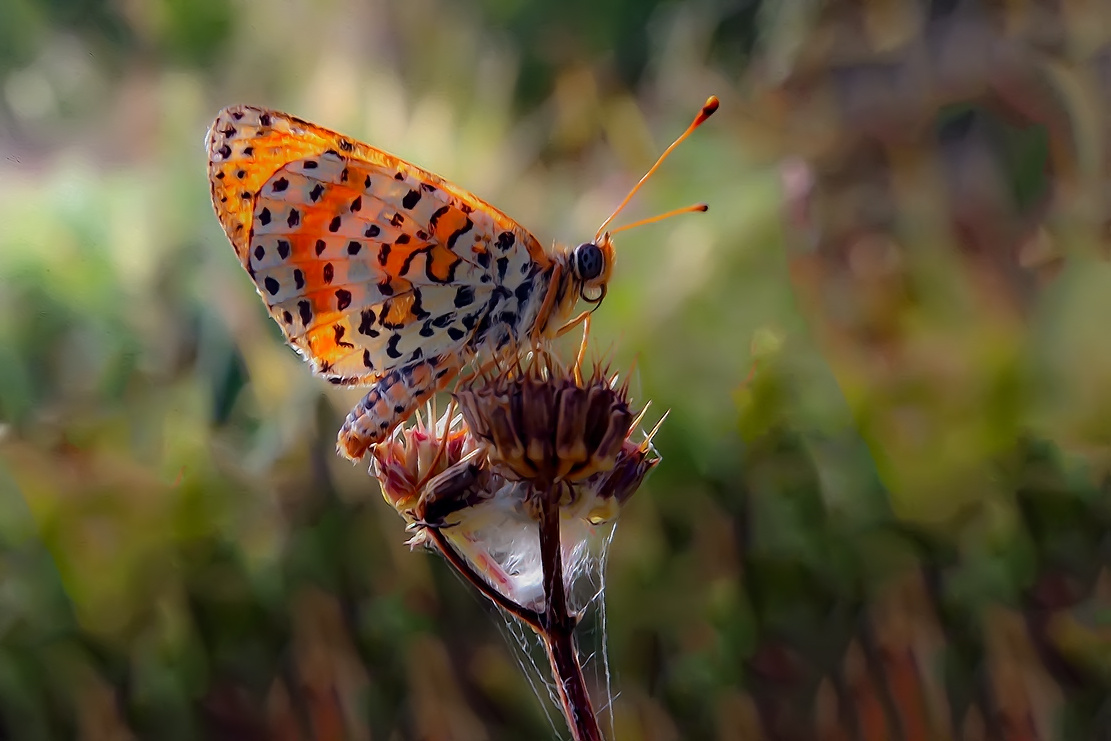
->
[573,242,605,281]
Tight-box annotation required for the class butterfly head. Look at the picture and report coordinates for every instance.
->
[570,233,615,305]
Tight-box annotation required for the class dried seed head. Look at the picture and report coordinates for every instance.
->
[454,354,637,485]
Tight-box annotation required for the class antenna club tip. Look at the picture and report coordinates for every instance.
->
[697,96,720,122]
[696,203,709,212]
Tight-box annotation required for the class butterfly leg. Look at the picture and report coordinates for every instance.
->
[573,313,591,384]
[550,310,592,384]
[337,354,465,461]
[455,359,489,388]
[529,262,564,351]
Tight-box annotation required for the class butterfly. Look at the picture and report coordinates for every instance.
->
[206,97,718,460]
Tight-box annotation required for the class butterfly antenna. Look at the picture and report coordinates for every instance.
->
[595,95,719,240]
[606,202,708,237]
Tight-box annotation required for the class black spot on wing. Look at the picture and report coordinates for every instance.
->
[411,290,430,320]
[358,309,380,337]
[386,334,403,359]
[514,279,534,306]
[454,285,475,308]
[334,324,354,349]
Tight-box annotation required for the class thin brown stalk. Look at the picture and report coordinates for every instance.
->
[537,484,603,741]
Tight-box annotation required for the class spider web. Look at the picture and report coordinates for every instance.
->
[436,511,620,740]
[491,518,620,741]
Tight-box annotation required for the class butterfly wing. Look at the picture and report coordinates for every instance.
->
[207,105,550,385]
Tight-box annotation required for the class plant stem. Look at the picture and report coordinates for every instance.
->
[538,487,603,741]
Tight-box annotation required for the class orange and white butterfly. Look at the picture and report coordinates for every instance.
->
[207,97,717,460]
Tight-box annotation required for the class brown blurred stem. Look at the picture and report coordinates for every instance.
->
[537,484,603,741]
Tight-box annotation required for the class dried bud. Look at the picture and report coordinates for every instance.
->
[415,458,500,527]
[572,435,662,525]
[454,355,636,485]
[369,404,483,522]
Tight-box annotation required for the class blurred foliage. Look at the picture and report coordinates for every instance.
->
[5,0,1111,739]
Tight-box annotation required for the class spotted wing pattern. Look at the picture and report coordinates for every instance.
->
[207,105,551,457]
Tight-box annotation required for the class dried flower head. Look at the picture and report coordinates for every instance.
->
[369,402,487,526]
[454,354,636,486]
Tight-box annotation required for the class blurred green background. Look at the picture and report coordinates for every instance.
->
[5,0,1111,739]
